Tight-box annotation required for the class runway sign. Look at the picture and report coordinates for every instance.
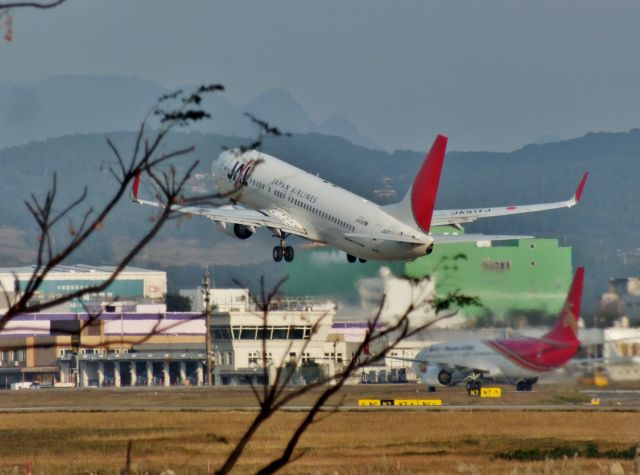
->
[357,399,442,406]
[358,399,381,406]
[481,387,502,398]
[394,399,442,406]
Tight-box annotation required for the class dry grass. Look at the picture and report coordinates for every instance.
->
[0,411,638,474]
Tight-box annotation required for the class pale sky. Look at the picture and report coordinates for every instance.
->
[3,0,640,151]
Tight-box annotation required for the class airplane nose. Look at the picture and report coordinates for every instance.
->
[211,152,224,179]
[213,150,232,177]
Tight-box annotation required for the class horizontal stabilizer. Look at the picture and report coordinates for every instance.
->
[344,232,431,245]
[431,234,532,244]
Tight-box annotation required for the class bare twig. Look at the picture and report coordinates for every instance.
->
[0,0,65,9]
[1,85,225,330]
[124,439,132,475]
[216,274,478,474]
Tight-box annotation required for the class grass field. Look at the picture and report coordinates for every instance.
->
[0,385,638,474]
[0,411,639,474]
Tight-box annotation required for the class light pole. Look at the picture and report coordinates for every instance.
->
[201,270,214,386]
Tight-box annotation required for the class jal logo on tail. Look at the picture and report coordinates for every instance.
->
[227,160,254,186]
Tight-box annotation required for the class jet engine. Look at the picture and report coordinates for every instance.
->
[233,223,254,239]
[416,364,452,387]
[437,370,452,385]
[214,221,255,240]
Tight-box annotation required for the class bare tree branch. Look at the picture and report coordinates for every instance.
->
[1,85,226,330]
[0,0,65,9]
[214,272,478,475]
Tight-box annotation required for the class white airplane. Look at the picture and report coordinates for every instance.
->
[407,267,585,394]
[131,134,587,263]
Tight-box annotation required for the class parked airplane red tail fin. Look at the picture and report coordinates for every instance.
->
[544,267,584,343]
[382,134,448,233]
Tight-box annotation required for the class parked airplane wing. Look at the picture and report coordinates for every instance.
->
[131,176,308,237]
[386,355,496,377]
[431,172,588,227]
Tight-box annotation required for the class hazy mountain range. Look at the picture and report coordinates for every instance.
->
[0,75,376,150]
[1,126,640,312]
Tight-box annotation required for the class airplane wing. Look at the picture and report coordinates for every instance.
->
[431,172,588,227]
[131,175,308,237]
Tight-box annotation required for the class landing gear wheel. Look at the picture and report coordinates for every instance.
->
[272,246,283,262]
[428,386,436,393]
[359,258,367,263]
[347,254,357,263]
[516,381,526,391]
[524,380,533,391]
[283,246,295,262]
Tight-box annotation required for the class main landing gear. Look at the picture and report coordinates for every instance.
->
[346,254,367,263]
[516,379,535,391]
[466,380,482,396]
[272,239,295,263]
[466,372,483,396]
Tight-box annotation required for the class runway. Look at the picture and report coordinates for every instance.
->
[0,385,638,413]
[0,403,637,413]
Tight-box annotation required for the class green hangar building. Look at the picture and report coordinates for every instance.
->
[284,233,572,321]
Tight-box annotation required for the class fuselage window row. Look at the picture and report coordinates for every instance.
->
[253,181,355,231]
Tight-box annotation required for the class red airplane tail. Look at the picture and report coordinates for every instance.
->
[131,172,141,201]
[382,134,448,233]
[543,267,584,343]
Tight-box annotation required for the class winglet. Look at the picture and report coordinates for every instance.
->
[131,173,141,201]
[544,267,584,343]
[574,172,588,203]
[411,134,448,233]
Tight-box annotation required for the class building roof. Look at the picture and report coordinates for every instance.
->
[0,264,164,276]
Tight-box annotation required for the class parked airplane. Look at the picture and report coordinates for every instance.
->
[408,267,585,394]
[131,134,587,263]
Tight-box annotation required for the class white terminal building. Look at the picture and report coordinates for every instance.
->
[181,287,345,385]
[2,265,640,387]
